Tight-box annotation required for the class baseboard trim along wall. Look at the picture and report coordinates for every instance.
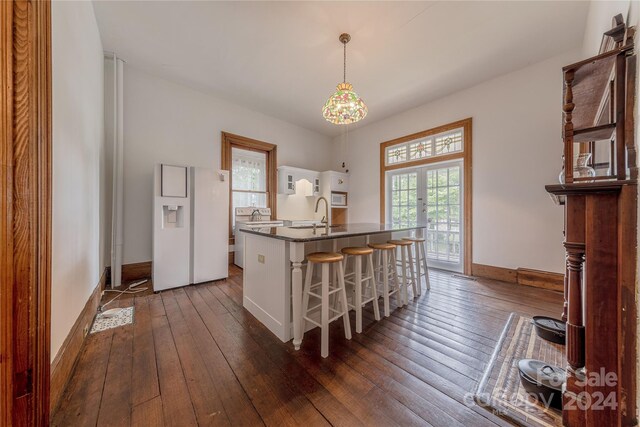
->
[50,268,107,412]
[122,261,152,282]
[471,263,563,292]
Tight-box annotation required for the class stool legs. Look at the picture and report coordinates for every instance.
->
[406,244,418,298]
[321,263,330,358]
[382,249,391,317]
[337,262,352,341]
[354,255,363,332]
[302,258,351,358]
[420,240,431,290]
[367,254,381,322]
[389,249,402,308]
[302,262,314,328]
[412,242,422,296]
[345,253,380,333]
[398,246,409,306]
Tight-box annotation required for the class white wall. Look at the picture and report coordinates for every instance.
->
[122,67,333,264]
[51,1,104,360]
[332,49,583,274]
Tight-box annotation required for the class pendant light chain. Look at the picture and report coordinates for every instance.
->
[343,40,347,83]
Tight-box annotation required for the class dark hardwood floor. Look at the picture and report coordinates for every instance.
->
[52,265,563,426]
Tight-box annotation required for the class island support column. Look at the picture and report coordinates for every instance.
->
[291,241,305,350]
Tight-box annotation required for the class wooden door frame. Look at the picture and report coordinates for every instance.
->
[221,132,277,243]
[379,118,472,275]
[1,0,52,424]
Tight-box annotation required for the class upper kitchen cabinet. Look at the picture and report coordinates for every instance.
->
[277,166,321,196]
[321,171,349,193]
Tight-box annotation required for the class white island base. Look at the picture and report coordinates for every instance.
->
[241,224,425,347]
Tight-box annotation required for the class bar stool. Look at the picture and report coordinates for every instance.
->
[388,239,416,303]
[301,252,352,358]
[341,247,380,333]
[368,242,400,317]
[403,236,431,292]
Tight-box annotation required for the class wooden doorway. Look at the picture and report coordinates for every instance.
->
[1,0,52,424]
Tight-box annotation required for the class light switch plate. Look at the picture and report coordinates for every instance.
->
[258,254,265,264]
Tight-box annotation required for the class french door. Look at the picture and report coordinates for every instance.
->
[387,160,464,272]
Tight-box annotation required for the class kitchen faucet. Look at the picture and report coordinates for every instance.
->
[315,197,330,228]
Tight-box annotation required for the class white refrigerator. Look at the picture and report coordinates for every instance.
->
[153,165,229,291]
[190,167,229,284]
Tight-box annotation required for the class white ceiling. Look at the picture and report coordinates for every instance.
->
[93,1,590,137]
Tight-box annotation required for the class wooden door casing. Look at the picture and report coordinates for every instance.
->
[1,0,52,425]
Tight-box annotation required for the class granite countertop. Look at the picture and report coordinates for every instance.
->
[239,222,426,242]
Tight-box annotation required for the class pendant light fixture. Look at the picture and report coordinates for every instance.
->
[322,33,368,125]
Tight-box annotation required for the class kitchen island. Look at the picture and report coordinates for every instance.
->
[239,223,426,350]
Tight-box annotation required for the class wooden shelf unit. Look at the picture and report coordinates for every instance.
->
[561,25,636,183]
[547,15,637,427]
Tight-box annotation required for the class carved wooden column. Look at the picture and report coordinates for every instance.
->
[562,195,586,427]
[563,69,575,184]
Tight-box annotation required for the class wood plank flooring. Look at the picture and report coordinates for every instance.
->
[52,266,563,427]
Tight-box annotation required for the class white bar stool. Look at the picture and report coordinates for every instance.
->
[388,239,416,303]
[367,242,400,317]
[341,246,380,333]
[301,252,352,358]
[403,236,430,292]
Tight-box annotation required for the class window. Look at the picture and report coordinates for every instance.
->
[221,132,277,239]
[385,129,463,166]
[231,147,267,228]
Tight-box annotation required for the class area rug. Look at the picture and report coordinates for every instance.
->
[90,306,134,334]
[474,313,565,427]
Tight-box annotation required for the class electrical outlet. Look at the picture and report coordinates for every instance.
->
[258,254,265,264]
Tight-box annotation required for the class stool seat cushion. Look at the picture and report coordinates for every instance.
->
[388,240,412,246]
[402,237,426,242]
[307,252,344,263]
[367,243,396,250]
[341,247,374,256]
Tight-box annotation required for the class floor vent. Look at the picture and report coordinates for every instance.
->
[90,306,134,334]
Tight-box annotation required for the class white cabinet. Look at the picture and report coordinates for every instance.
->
[278,168,296,194]
[330,172,349,192]
[278,166,321,196]
[320,171,349,194]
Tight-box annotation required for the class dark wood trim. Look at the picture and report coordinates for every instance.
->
[471,263,517,284]
[516,268,564,292]
[379,118,472,275]
[0,1,14,422]
[1,0,52,423]
[50,269,106,412]
[122,261,152,283]
[221,132,278,240]
[106,261,153,286]
[472,263,564,292]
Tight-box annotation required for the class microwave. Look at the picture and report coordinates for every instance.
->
[331,192,347,206]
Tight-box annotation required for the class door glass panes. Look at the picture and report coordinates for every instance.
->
[389,172,418,226]
[387,146,407,164]
[434,131,463,155]
[386,128,463,166]
[425,165,461,264]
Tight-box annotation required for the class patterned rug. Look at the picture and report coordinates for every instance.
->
[90,306,134,334]
[474,313,565,427]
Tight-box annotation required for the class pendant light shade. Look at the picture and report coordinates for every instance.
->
[322,33,367,125]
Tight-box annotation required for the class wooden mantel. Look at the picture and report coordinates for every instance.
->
[545,15,637,426]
